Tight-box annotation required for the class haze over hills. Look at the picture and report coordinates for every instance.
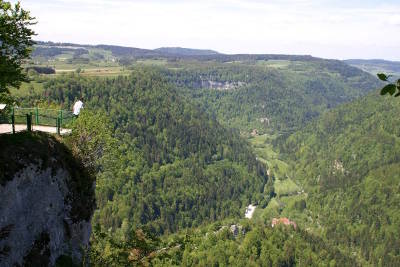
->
[154,47,219,56]
[33,41,319,61]
[34,41,400,74]
[33,41,220,58]
[26,41,383,133]
[345,59,400,77]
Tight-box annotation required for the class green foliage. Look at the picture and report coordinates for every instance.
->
[65,110,115,174]
[91,219,356,266]
[26,69,268,236]
[165,60,380,132]
[274,178,300,198]
[90,225,161,266]
[277,91,400,265]
[377,73,400,97]
[12,54,394,265]
[25,66,55,74]
[0,0,36,93]
[0,92,17,120]
[150,222,356,267]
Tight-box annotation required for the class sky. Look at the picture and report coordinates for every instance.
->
[14,0,400,60]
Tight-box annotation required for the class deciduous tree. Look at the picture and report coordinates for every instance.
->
[0,0,36,93]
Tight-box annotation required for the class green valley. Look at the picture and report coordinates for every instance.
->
[4,40,399,266]
[2,0,400,265]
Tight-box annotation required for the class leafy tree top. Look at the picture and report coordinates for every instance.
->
[378,73,400,97]
[0,0,36,93]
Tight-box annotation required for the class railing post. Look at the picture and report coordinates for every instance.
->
[59,110,63,127]
[56,117,61,135]
[11,107,15,134]
[27,113,32,132]
[35,107,39,125]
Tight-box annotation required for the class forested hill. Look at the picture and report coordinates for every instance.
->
[33,41,160,58]
[32,41,319,61]
[27,68,270,235]
[27,42,381,133]
[345,59,400,77]
[162,59,381,132]
[276,91,400,266]
[154,47,219,56]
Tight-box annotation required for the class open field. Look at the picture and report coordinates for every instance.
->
[55,66,131,77]
[256,60,291,69]
[274,178,300,197]
[249,134,289,179]
[9,81,45,97]
[249,133,310,229]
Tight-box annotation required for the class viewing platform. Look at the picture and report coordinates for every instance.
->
[0,106,73,135]
[0,124,71,135]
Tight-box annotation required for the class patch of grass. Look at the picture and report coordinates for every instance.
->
[274,178,300,197]
[9,81,44,97]
[55,53,74,60]
[249,134,289,179]
[256,60,291,69]
[136,59,168,66]
[258,198,281,222]
[249,133,311,229]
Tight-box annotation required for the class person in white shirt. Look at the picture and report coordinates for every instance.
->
[73,98,84,117]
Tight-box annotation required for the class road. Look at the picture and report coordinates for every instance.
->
[0,124,71,135]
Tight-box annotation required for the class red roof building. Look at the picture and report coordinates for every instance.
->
[271,217,297,229]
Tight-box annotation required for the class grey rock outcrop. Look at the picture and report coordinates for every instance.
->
[0,132,95,266]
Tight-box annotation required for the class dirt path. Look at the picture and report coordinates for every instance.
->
[0,124,71,135]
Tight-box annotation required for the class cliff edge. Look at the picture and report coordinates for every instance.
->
[0,132,95,266]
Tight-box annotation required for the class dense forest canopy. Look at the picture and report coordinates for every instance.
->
[13,55,392,265]
[2,0,400,265]
[160,59,381,132]
[275,92,400,266]
[5,27,399,265]
[22,69,269,236]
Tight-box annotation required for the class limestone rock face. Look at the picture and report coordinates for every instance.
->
[0,132,95,266]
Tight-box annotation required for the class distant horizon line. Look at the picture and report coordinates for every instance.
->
[33,39,400,62]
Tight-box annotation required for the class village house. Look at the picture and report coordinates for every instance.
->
[271,217,297,229]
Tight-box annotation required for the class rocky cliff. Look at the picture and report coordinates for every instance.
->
[0,132,95,266]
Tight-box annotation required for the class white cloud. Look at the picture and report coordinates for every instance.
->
[15,0,400,60]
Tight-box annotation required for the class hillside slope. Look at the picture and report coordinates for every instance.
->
[154,47,219,56]
[32,69,270,235]
[345,59,400,77]
[164,59,381,132]
[277,92,400,266]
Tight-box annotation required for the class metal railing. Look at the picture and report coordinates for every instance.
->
[0,107,74,135]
